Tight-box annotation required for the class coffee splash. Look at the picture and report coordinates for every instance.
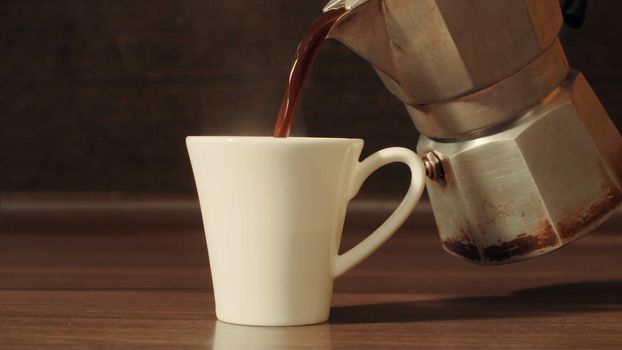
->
[273,9,346,138]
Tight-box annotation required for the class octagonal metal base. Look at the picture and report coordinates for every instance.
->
[418,72,622,264]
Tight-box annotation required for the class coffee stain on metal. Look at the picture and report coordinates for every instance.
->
[442,232,481,262]
[475,202,512,235]
[441,176,621,264]
[482,221,560,263]
[557,188,622,240]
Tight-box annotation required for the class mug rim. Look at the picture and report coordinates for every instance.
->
[186,136,364,144]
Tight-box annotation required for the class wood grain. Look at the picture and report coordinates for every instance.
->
[1,196,621,349]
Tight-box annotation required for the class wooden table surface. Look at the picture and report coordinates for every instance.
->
[1,194,621,349]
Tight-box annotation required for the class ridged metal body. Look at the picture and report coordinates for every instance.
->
[326,0,622,264]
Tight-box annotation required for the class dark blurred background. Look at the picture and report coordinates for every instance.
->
[1,0,620,194]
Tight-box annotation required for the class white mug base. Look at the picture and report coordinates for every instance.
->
[216,310,330,327]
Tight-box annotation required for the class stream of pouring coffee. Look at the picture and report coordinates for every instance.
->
[273,9,346,137]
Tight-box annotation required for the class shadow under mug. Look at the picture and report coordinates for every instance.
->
[187,136,425,326]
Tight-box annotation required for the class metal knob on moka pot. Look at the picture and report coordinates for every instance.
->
[325,0,622,264]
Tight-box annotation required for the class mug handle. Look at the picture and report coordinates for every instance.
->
[333,147,426,278]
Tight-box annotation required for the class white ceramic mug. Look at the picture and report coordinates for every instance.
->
[186,136,425,326]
